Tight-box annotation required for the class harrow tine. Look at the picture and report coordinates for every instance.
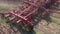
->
[9,17,16,21]
[16,20,21,23]
[5,14,10,18]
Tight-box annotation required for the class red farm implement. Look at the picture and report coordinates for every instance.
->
[0,0,60,31]
[4,0,41,31]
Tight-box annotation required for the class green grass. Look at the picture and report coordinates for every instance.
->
[51,16,60,31]
[0,5,16,11]
[51,16,60,24]
[51,23,60,31]
[0,6,6,11]
[0,17,7,25]
[51,12,60,24]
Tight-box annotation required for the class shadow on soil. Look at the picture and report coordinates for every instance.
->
[9,23,36,34]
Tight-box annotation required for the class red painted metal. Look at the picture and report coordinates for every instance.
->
[8,1,39,28]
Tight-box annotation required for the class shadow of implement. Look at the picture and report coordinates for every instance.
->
[9,23,36,34]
